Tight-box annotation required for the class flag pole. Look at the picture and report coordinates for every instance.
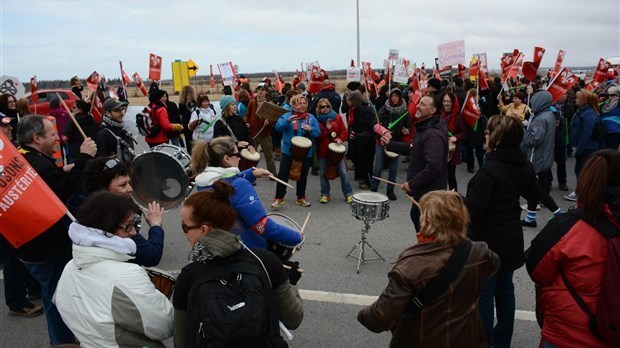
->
[119,61,127,100]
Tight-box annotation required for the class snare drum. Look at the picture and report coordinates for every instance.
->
[325,143,346,180]
[265,213,305,261]
[145,268,176,299]
[350,192,390,221]
[382,149,399,170]
[131,144,192,211]
[238,148,261,171]
[289,136,312,181]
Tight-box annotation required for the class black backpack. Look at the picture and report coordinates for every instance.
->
[136,105,161,137]
[186,248,287,348]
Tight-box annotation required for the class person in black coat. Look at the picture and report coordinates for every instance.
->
[346,90,376,189]
[464,115,540,348]
[213,95,256,151]
[308,81,342,117]
[94,98,135,163]
[179,86,197,153]
[64,100,99,163]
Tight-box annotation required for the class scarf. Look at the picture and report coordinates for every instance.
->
[602,96,618,114]
[189,241,215,263]
[290,112,309,132]
[317,110,337,124]
[103,116,125,129]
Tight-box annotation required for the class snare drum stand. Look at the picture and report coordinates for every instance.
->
[346,217,385,273]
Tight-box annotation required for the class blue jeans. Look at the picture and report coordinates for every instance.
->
[543,341,557,348]
[0,236,38,311]
[370,144,398,192]
[319,158,353,198]
[275,153,311,199]
[25,259,76,345]
[479,271,515,348]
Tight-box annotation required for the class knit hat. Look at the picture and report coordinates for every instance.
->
[148,89,167,104]
[103,98,128,111]
[296,82,306,91]
[427,78,441,91]
[346,81,361,91]
[219,95,236,112]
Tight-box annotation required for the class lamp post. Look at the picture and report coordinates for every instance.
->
[356,0,360,67]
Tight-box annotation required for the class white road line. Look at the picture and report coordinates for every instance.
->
[0,271,537,322]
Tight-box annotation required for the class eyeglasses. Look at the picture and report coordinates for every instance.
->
[118,218,137,233]
[227,152,241,158]
[319,105,330,109]
[104,158,120,170]
[7,100,16,104]
[112,108,127,113]
[181,222,202,234]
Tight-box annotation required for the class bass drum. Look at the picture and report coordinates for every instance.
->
[131,144,192,211]
[265,213,305,261]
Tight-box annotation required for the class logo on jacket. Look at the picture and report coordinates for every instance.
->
[227,302,246,311]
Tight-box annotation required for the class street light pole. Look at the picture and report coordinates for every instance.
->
[356,0,360,67]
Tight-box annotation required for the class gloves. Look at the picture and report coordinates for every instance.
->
[282,260,302,285]
[171,124,184,132]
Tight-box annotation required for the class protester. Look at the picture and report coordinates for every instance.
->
[521,91,563,227]
[358,190,500,347]
[146,89,183,147]
[54,192,173,347]
[551,97,569,191]
[564,89,601,202]
[347,90,376,190]
[245,85,278,175]
[213,95,255,151]
[498,91,530,125]
[315,98,353,204]
[191,137,302,249]
[15,98,30,117]
[309,80,342,118]
[237,88,250,119]
[173,182,304,347]
[94,97,135,163]
[165,91,183,146]
[527,149,620,348]
[179,85,198,153]
[80,156,165,267]
[16,115,97,346]
[271,95,320,208]
[70,75,83,100]
[64,99,98,163]
[48,98,70,140]
[188,93,217,143]
[382,94,448,231]
[601,85,620,150]
[371,88,411,199]
[0,94,19,133]
[440,92,465,191]
[465,115,540,348]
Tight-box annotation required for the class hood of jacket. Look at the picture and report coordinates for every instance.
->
[188,228,243,263]
[69,222,136,255]
[530,91,553,115]
[487,146,529,166]
[195,166,239,187]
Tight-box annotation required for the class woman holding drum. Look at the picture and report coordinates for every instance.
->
[213,95,258,170]
[271,95,321,208]
[191,136,303,250]
[315,98,353,204]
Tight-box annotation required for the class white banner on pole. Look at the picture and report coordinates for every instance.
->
[437,40,465,69]
[393,62,409,84]
[346,67,362,82]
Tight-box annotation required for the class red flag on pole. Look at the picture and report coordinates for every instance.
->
[308,65,324,93]
[522,46,546,81]
[457,64,467,79]
[119,61,131,85]
[469,62,480,78]
[585,80,600,92]
[0,132,69,248]
[30,76,38,103]
[546,67,579,102]
[508,53,525,78]
[86,71,99,92]
[433,68,442,80]
[273,70,283,94]
[592,58,611,84]
[209,65,215,88]
[132,72,148,97]
[90,91,103,123]
[148,53,162,81]
[553,50,566,73]
[460,91,480,127]
[478,68,489,90]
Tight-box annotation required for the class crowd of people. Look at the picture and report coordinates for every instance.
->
[0,67,618,348]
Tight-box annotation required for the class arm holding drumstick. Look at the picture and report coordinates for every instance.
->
[372,176,420,208]
[252,166,294,188]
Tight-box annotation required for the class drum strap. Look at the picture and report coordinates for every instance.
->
[220,118,238,143]
[103,128,136,162]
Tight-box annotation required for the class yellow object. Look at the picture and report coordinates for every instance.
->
[187,59,199,77]
[171,61,190,93]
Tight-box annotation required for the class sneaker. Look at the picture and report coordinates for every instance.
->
[522,219,537,228]
[9,303,43,317]
[320,196,330,204]
[559,183,569,191]
[270,198,285,209]
[311,168,319,176]
[346,195,353,204]
[25,292,41,301]
[521,203,541,211]
[564,192,578,201]
[296,197,311,207]
[359,182,370,190]
[387,191,397,201]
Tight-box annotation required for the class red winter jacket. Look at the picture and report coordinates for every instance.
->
[316,114,347,158]
[530,210,617,348]
[146,103,174,145]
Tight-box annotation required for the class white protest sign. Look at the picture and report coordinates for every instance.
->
[346,67,362,82]
[217,62,236,86]
[473,53,489,73]
[437,40,465,69]
[393,62,409,84]
[0,76,25,98]
[388,49,399,60]
[305,61,319,79]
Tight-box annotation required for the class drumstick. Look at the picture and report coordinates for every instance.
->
[300,212,311,235]
[282,264,304,273]
[406,194,420,208]
[252,166,294,188]
[372,176,402,187]
[57,93,87,139]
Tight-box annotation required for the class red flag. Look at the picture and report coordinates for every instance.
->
[420,63,427,81]
[90,92,103,123]
[460,91,480,127]
[0,133,69,248]
[209,64,215,89]
[478,68,489,90]
[615,65,620,84]
[273,70,283,94]
[149,53,162,81]
[119,61,131,85]
[585,80,600,92]
[508,53,525,78]
[522,46,546,81]
[308,65,324,93]
[592,58,611,84]
[469,62,480,78]
[553,50,566,73]
[86,71,99,92]
[362,62,378,96]
[132,72,148,97]
[30,76,38,103]
[457,64,467,79]
[433,68,442,80]
[350,59,355,68]
[546,67,578,102]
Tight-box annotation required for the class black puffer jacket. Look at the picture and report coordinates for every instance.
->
[465,147,540,273]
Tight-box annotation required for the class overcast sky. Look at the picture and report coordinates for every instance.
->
[1,0,618,82]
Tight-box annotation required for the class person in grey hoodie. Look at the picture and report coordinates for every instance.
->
[521,91,562,227]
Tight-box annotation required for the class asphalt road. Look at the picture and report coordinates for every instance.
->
[0,143,580,347]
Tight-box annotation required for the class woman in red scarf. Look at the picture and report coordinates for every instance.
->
[440,93,466,191]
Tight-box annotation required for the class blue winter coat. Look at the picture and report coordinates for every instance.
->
[275,112,321,157]
[571,106,600,156]
[601,101,620,134]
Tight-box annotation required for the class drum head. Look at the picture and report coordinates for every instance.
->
[265,213,303,261]
[291,136,312,148]
[352,192,389,203]
[384,149,398,158]
[131,147,190,211]
[328,143,346,153]
[240,148,260,161]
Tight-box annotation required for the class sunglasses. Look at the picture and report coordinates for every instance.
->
[319,105,330,109]
[181,222,202,234]
[228,152,241,158]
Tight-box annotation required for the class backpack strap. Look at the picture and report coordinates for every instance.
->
[220,117,239,143]
[407,239,473,311]
[559,269,601,339]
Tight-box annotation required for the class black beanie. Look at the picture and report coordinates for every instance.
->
[149,89,167,103]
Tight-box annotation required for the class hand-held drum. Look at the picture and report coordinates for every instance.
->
[238,148,261,171]
[265,213,305,261]
[382,149,399,170]
[289,136,312,181]
[145,268,176,299]
[325,142,346,180]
